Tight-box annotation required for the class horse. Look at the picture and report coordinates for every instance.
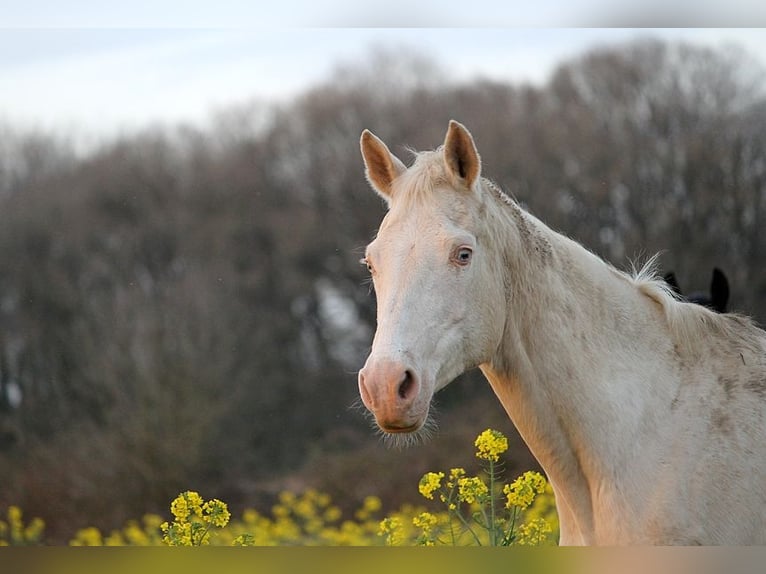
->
[356,120,766,545]
[664,268,730,313]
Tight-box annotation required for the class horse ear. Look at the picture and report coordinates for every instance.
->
[710,268,729,313]
[444,120,481,189]
[360,129,406,203]
[664,272,681,296]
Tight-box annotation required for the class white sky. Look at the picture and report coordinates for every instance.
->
[1,13,765,147]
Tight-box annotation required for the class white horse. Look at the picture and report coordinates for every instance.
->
[357,120,766,545]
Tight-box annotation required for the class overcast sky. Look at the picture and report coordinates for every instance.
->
[2,4,765,146]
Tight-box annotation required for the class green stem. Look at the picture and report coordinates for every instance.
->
[488,459,496,546]
[503,506,519,546]
[453,506,483,546]
[447,484,482,547]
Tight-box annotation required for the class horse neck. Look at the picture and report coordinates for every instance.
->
[480,199,676,541]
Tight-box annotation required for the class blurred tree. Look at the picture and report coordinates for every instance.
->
[0,39,764,540]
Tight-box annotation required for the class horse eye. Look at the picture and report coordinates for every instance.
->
[454,247,473,266]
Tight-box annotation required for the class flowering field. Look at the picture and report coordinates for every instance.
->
[1,430,558,547]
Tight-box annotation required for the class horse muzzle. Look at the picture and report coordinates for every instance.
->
[358,357,427,433]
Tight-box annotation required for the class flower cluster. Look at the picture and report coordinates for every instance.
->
[0,506,45,546]
[474,429,509,462]
[504,471,548,510]
[456,476,489,504]
[378,516,404,546]
[412,512,438,546]
[160,491,233,546]
[402,429,556,546]
[7,429,558,546]
[418,472,444,500]
[70,514,165,546]
[515,517,553,545]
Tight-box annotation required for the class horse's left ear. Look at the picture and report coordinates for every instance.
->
[710,268,729,313]
[444,120,481,189]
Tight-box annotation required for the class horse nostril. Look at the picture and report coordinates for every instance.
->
[398,370,416,401]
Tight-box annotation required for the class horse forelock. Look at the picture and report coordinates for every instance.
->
[389,149,449,205]
[390,147,519,214]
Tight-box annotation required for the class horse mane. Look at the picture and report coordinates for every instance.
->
[393,147,765,357]
[486,176,766,358]
[631,256,764,356]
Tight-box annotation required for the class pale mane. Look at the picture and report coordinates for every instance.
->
[397,148,765,357]
[631,257,765,355]
[484,174,765,357]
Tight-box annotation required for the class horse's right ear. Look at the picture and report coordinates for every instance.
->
[360,130,406,204]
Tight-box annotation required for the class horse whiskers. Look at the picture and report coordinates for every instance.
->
[377,414,439,450]
[348,397,439,449]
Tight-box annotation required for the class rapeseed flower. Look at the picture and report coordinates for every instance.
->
[323,506,342,523]
[0,505,45,546]
[418,472,444,500]
[4,429,557,547]
[446,467,466,488]
[378,516,404,546]
[202,499,231,528]
[504,471,547,510]
[474,429,508,462]
[456,476,489,504]
[515,517,552,545]
[412,512,438,546]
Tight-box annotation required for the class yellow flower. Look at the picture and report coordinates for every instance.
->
[323,506,342,523]
[456,476,489,504]
[362,495,381,513]
[272,504,290,519]
[378,517,404,546]
[474,429,508,462]
[202,499,231,528]
[69,527,103,547]
[504,471,547,510]
[418,472,444,500]
[278,491,296,506]
[104,531,126,546]
[515,518,553,545]
[24,518,44,543]
[162,492,216,547]
[315,492,331,508]
[7,506,22,526]
[355,495,383,521]
[413,512,438,534]
[294,497,315,520]
[446,467,466,488]
[185,492,204,517]
[232,534,255,546]
[242,509,260,524]
[170,495,190,521]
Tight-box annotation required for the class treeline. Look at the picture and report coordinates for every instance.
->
[0,39,764,540]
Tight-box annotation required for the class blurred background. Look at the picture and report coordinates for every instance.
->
[2,15,766,541]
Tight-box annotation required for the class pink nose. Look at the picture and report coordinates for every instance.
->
[358,358,420,432]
